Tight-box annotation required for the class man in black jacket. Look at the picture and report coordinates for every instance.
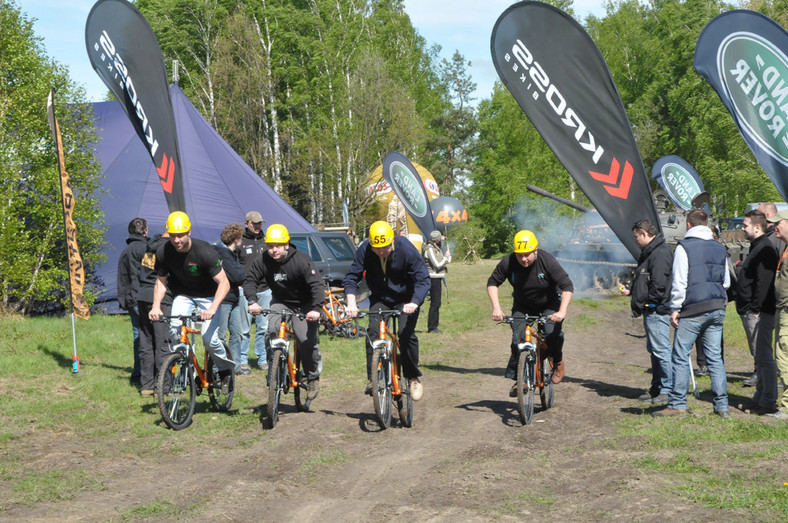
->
[239,211,271,372]
[117,217,149,386]
[244,224,324,400]
[627,219,673,406]
[735,210,779,414]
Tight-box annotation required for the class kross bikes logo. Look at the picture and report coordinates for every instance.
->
[505,39,632,199]
[720,32,788,165]
[389,162,428,217]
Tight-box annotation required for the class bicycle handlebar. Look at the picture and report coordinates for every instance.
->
[259,308,307,321]
[498,314,547,326]
[157,312,203,323]
[358,309,402,319]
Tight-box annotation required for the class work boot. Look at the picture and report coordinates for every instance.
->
[552,361,565,384]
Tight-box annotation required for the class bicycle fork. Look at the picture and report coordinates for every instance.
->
[518,324,538,390]
[377,318,403,395]
[274,320,298,389]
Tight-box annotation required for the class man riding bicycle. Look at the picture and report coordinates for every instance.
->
[487,230,574,396]
[344,221,431,401]
[243,224,325,400]
[148,211,236,393]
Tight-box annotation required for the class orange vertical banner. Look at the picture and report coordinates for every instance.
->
[46,89,90,320]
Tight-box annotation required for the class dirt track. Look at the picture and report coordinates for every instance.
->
[4,261,776,521]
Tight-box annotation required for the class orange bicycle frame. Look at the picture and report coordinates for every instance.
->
[525,322,550,388]
[378,316,403,395]
[176,320,211,389]
[278,318,300,388]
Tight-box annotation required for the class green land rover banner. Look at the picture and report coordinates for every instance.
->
[651,155,706,211]
[381,152,437,237]
[695,10,788,201]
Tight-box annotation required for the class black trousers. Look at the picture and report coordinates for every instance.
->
[365,299,421,380]
[427,278,442,332]
[138,300,172,390]
[506,308,563,380]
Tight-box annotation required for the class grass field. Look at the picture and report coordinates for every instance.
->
[1,260,787,517]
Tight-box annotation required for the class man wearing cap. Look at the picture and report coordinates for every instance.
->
[149,211,236,392]
[653,210,730,419]
[767,209,788,420]
[422,230,451,334]
[239,210,272,374]
[244,224,325,400]
[487,230,573,396]
[117,217,149,386]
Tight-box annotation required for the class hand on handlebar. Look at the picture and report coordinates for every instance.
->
[491,306,504,322]
[402,302,418,315]
[148,306,162,322]
[305,310,321,322]
[549,311,566,323]
[346,304,359,318]
[248,302,263,316]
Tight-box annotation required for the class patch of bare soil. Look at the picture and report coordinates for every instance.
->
[2,272,770,521]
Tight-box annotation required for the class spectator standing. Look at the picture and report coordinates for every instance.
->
[214,224,247,375]
[627,219,673,406]
[136,231,173,396]
[244,224,324,400]
[653,210,731,419]
[765,210,788,420]
[735,210,779,415]
[422,230,451,334]
[117,217,149,386]
[344,221,431,401]
[239,211,271,372]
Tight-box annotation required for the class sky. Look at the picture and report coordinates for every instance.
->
[21,0,606,104]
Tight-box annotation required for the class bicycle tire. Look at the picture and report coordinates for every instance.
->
[396,376,414,428]
[540,357,555,409]
[516,351,535,426]
[207,356,234,412]
[371,348,392,429]
[266,349,285,429]
[157,352,196,430]
[294,368,310,412]
[336,300,360,339]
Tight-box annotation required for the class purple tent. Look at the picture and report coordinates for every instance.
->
[91,83,314,312]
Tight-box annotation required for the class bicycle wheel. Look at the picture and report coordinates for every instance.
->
[207,356,234,412]
[336,300,360,339]
[540,357,555,409]
[371,348,392,429]
[516,351,535,426]
[157,352,196,430]
[294,368,310,412]
[396,375,414,428]
[266,349,285,429]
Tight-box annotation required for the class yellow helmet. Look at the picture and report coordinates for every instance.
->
[165,211,191,234]
[265,224,290,244]
[513,230,538,253]
[369,221,394,248]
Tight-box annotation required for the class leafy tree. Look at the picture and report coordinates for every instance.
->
[0,0,104,313]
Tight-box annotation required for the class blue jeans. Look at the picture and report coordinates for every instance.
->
[237,292,251,366]
[643,311,672,395]
[129,305,141,380]
[669,309,728,412]
[252,289,272,365]
[217,302,244,370]
[170,296,235,372]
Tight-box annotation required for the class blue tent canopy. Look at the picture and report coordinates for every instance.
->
[91,83,314,312]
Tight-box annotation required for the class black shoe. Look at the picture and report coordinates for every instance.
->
[638,391,657,402]
[651,394,669,406]
[428,328,443,334]
[307,379,320,400]
[365,381,373,396]
[695,366,709,377]
[742,373,758,387]
[219,369,233,395]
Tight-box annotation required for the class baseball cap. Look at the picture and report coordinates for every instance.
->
[245,211,263,223]
[767,210,788,223]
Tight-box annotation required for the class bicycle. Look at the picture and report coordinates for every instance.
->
[156,313,235,430]
[499,315,555,425]
[261,308,312,429]
[359,309,413,430]
[319,280,360,339]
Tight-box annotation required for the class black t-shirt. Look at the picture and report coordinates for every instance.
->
[155,237,223,298]
[487,250,573,313]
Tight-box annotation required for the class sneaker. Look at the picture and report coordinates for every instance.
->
[638,391,657,402]
[764,409,788,420]
[219,370,233,395]
[651,408,687,418]
[695,366,709,377]
[714,410,730,420]
[258,363,268,372]
[236,364,252,376]
[409,378,423,401]
[140,389,154,397]
[742,372,758,387]
[365,381,373,396]
[510,383,519,398]
[551,361,565,384]
[307,379,320,400]
[427,328,443,334]
[650,394,669,406]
